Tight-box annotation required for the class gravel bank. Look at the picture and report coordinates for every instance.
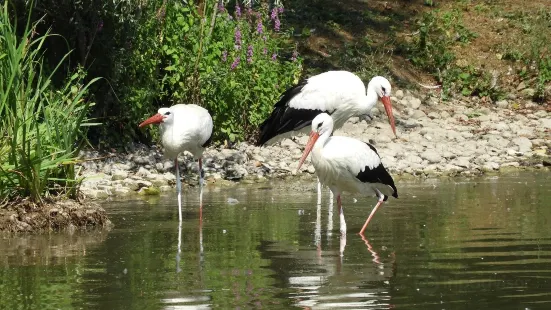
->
[78,92,551,199]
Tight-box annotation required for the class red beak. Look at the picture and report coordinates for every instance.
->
[296,131,320,172]
[381,95,397,138]
[139,113,164,128]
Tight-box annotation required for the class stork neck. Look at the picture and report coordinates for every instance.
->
[313,128,332,153]
[364,84,379,113]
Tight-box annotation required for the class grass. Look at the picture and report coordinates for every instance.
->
[0,2,99,205]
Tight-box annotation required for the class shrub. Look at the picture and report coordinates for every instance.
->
[0,2,99,203]
[154,0,302,142]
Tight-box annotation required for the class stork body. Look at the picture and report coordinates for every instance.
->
[139,104,213,222]
[257,71,396,146]
[256,71,396,203]
[297,113,398,235]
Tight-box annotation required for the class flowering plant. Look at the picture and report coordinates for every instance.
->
[160,0,302,142]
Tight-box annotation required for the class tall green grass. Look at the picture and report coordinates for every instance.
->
[0,2,99,204]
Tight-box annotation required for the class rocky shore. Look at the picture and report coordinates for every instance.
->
[78,91,550,199]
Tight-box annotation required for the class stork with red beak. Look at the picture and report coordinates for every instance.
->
[139,104,213,222]
[296,113,398,235]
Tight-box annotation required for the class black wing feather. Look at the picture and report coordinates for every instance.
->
[257,79,323,146]
[355,143,398,200]
[201,133,213,148]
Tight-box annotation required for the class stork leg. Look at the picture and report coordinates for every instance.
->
[198,158,204,213]
[175,158,182,223]
[337,194,346,235]
[315,201,322,260]
[316,178,322,205]
[198,158,204,187]
[359,190,385,235]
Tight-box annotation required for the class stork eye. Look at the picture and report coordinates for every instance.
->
[164,111,171,116]
[317,122,323,129]
[381,87,386,93]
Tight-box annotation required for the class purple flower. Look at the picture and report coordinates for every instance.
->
[222,50,228,62]
[291,49,298,62]
[262,47,267,55]
[234,27,242,49]
[271,53,277,61]
[274,18,281,32]
[97,20,104,32]
[256,19,263,34]
[231,56,240,70]
[247,45,254,63]
[278,7,284,14]
[235,3,241,18]
[270,8,278,20]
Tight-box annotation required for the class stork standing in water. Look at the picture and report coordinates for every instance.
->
[296,113,398,235]
[139,104,213,222]
[256,71,397,203]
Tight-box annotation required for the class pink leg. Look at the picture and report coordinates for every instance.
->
[359,199,384,235]
[337,194,346,235]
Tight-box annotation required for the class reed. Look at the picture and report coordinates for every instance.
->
[0,2,99,204]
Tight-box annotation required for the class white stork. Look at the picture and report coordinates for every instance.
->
[296,113,398,236]
[139,104,213,222]
[256,71,397,202]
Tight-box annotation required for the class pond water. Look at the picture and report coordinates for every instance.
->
[1,171,550,309]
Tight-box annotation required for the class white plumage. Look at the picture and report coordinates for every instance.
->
[139,104,213,222]
[297,113,398,235]
[158,104,213,160]
[257,71,396,146]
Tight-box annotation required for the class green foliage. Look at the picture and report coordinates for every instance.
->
[39,0,302,144]
[155,1,302,142]
[404,9,505,100]
[453,66,503,99]
[0,2,99,203]
[500,8,551,101]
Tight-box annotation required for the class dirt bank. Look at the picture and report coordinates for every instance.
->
[0,198,112,233]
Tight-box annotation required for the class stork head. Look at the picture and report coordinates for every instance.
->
[139,107,174,128]
[368,76,396,138]
[297,113,333,172]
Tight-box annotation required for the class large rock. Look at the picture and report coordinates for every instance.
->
[486,135,510,149]
[495,100,509,108]
[409,97,422,109]
[225,165,248,180]
[512,137,532,153]
[395,89,404,99]
[111,169,128,181]
[420,150,443,164]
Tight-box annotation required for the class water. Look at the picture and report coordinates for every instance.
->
[1,171,550,309]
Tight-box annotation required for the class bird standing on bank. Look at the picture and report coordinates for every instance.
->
[257,71,396,146]
[139,104,213,222]
[296,113,398,235]
[256,71,397,203]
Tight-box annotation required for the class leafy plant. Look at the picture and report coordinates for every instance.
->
[153,1,302,142]
[0,2,99,203]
